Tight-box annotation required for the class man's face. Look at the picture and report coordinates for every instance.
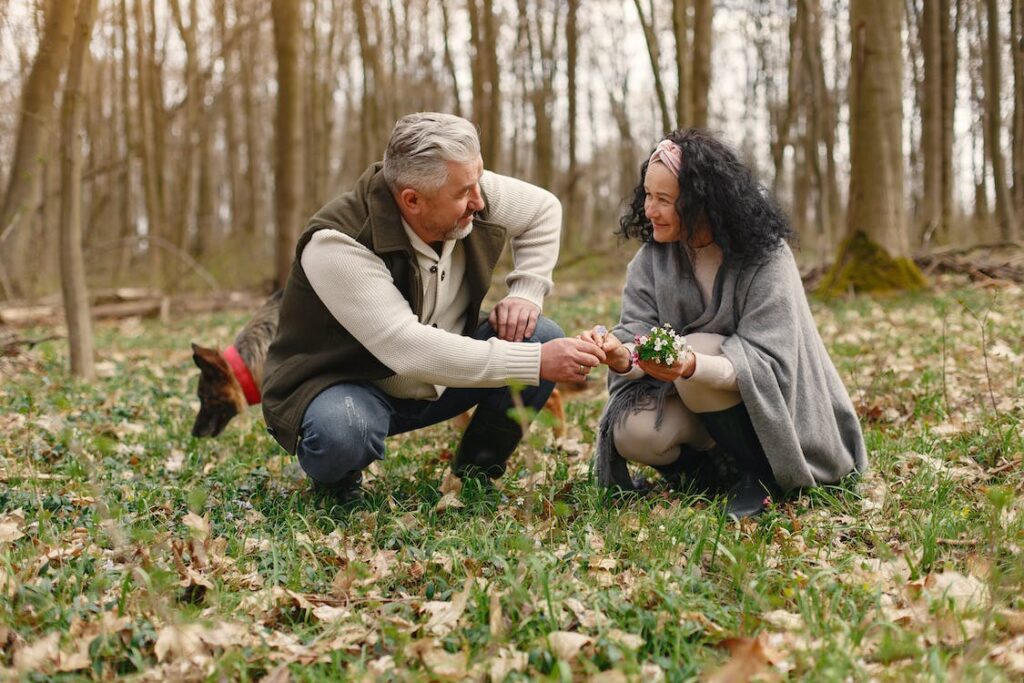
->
[416,156,485,244]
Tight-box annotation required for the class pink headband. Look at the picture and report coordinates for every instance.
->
[648,139,682,177]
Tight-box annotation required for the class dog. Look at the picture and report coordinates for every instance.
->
[191,291,282,437]
[191,291,567,438]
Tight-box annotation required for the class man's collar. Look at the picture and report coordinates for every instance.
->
[365,164,413,254]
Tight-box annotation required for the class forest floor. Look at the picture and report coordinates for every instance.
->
[1,256,1022,681]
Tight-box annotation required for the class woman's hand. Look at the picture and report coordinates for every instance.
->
[637,350,697,382]
[577,325,632,373]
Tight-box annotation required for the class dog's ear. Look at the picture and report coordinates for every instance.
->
[191,343,227,375]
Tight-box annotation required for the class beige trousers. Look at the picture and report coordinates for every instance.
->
[613,333,742,466]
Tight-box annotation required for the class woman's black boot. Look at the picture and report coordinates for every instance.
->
[698,404,781,519]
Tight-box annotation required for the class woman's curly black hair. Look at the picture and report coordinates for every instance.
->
[618,128,793,263]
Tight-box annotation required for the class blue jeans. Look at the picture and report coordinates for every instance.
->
[296,317,563,486]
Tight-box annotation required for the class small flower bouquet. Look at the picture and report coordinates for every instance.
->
[632,324,690,366]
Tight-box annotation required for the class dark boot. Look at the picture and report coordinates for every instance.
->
[313,469,363,505]
[452,406,525,480]
[698,404,782,519]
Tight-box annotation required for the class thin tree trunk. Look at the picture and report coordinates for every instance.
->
[440,0,463,116]
[169,0,200,270]
[353,0,384,167]
[564,0,580,252]
[241,15,263,240]
[1013,0,1024,217]
[633,0,673,133]
[117,0,134,278]
[0,0,77,299]
[134,0,164,286]
[940,0,959,240]
[691,0,712,127]
[983,0,1017,239]
[59,0,98,378]
[921,0,943,244]
[271,0,302,289]
[672,0,691,127]
[771,0,802,196]
[482,0,501,169]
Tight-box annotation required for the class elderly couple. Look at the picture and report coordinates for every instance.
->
[261,113,866,519]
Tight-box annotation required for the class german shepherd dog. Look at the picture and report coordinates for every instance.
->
[190,291,282,437]
[191,291,567,438]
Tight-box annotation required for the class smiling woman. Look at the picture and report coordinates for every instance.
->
[582,128,867,519]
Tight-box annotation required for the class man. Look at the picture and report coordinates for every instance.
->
[262,113,605,500]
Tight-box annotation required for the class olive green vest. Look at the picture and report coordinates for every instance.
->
[261,163,508,454]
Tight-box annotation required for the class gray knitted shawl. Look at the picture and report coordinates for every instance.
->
[595,241,868,491]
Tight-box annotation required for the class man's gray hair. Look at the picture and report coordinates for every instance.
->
[382,113,481,194]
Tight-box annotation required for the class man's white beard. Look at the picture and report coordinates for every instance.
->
[443,220,474,242]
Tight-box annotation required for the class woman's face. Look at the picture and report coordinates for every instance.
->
[643,161,681,243]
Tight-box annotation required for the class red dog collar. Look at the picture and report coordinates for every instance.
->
[223,345,261,405]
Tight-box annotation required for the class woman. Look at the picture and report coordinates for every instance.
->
[582,129,866,518]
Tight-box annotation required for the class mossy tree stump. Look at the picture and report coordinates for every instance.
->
[818,231,927,296]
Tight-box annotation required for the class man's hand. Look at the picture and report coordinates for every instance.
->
[539,338,607,383]
[489,297,540,342]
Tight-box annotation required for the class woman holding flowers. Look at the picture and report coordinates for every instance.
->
[581,129,866,518]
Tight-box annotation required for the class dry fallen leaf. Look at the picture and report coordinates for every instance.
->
[761,610,804,632]
[564,597,608,629]
[0,509,26,544]
[911,571,990,610]
[489,589,505,637]
[606,628,644,650]
[154,623,206,663]
[547,631,592,660]
[706,636,781,683]
[13,631,60,673]
[488,648,528,681]
[182,512,210,540]
[408,639,468,680]
[421,577,473,636]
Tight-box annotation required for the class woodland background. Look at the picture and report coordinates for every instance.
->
[1,2,1023,680]
[0,0,1022,303]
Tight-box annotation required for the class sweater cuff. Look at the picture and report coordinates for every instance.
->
[681,351,739,390]
[502,339,542,386]
[506,278,548,311]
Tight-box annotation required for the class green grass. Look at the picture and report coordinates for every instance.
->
[1,268,1022,681]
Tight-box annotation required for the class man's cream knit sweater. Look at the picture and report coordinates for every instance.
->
[301,171,561,400]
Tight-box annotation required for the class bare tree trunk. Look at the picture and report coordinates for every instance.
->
[822,0,926,293]
[920,0,943,244]
[271,0,302,289]
[770,0,801,195]
[117,0,135,278]
[800,0,836,259]
[633,0,673,133]
[0,0,76,299]
[440,0,463,116]
[213,0,237,247]
[672,0,691,127]
[1013,0,1024,218]
[354,0,386,167]
[482,0,502,169]
[169,0,201,270]
[983,0,1017,239]
[240,15,262,239]
[134,0,164,286]
[940,0,959,240]
[59,0,98,378]
[691,0,712,127]
[564,0,580,252]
